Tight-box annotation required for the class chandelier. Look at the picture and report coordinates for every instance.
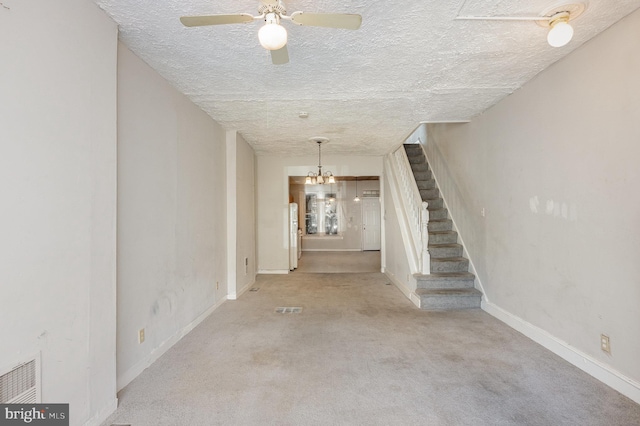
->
[305,138,335,185]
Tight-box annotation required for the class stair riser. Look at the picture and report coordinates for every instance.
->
[428,245,462,258]
[429,209,448,220]
[413,171,431,181]
[420,188,439,200]
[419,294,481,310]
[431,259,469,273]
[429,232,457,244]
[427,221,452,232]
[408,155,426,164]
[411,163,429,172]
[426,199,443,210]
[416,180,436,190]
[416,278,475,289]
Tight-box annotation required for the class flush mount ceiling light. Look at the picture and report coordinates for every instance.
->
[305,137,335,185]
[546,11,573,47]
[456,3,586,48]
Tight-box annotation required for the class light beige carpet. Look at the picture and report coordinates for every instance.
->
[104,273,640,425]
[295,251,381,273]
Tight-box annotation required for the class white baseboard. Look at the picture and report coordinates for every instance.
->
[301,249,361,252]
[384,271,420,308]
[257,269,289,274]
[229,277,255,300]
[117,296,227,391]
[483,300,640,405]
[84,397,118,426]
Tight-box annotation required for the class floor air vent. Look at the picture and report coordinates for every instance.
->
[275,307,302,314]
[0,357,40,403]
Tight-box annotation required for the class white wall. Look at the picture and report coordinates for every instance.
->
[382,170,416,300]
[0,1,118,424]
[427,9,640,401]
[257,156,383,272]
[236,133,257,294]
[117,44,227,390]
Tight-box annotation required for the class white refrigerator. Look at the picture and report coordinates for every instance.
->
[289,203,298,271]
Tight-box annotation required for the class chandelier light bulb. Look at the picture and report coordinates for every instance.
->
[258,14,287,51]
[547,13,573,47]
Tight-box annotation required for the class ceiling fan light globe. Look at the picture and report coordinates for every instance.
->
[259,23,288,50]
[547,20,573,47]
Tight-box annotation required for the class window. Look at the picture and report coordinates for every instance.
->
[305,193,338,235]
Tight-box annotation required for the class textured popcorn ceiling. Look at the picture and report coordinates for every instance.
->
[94,0,640,155]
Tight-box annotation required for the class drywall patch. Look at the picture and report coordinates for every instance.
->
[546,199,555,215]
[531,197,577,222]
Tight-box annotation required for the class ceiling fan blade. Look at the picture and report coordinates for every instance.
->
[180,14,254,27]
[271,45,289,65]
[290,12,362,30]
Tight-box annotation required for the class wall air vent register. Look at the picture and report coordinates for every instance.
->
[0,356,41,403]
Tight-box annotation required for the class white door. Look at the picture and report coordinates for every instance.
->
[362,198,381,251]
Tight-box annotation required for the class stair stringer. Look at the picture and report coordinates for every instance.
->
[413,141,488,304]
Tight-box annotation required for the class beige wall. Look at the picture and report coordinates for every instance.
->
[236,133,257,293]
[117,44,227,390]
[427,9,640,398]
[0,1,118,424]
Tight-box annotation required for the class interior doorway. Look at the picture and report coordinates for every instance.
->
[288,176,382,272]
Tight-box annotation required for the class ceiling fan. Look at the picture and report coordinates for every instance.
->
[180,0,362,65]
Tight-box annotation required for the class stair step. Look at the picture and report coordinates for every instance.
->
[425,198,443,209]
[428,243,462,258]
[416,179,436,190]
[415,272,475,289]
[408,154,426,164]
[419,188,439,200]
[404,144,422,151]
[415,288,482,310]
[431,257,469,273]
[429,208,448,220]
[429,230,457,244]
[410,163,429,172]
[413,170,432,180]
[427,219,452,232]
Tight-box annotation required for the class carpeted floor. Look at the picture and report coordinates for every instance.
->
[295,250,381,273]
[104,272,640,426]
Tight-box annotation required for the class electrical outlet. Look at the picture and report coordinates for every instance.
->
[138,328,145,344]
[481,207,486,217]
[600,334,611,354]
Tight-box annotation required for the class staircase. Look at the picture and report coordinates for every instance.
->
[404,144,482,310]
